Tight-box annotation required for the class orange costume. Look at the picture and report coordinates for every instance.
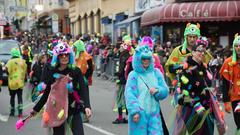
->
[220,57,240,102]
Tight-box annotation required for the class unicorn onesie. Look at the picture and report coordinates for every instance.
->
[125,45,169,135]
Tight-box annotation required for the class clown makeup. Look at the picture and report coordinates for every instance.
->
[141,58,151,69]
[187,34,198,47]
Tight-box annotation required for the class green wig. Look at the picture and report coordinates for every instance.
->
[73,39,86,58]
[232,33,240,65]
[182,23,201,54]
[11,48,21,57]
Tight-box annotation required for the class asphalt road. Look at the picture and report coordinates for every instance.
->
[0,76,237,135]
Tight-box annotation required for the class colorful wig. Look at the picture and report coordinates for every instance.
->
[140,36,154,50]
[51,42,75,67]
[195,36,209,48]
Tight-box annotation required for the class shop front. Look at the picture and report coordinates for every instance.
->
[141,1,240,47]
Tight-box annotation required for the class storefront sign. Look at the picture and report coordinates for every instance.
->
[179,9,209,18]
[52,21,59,33]
[135,0,164,13]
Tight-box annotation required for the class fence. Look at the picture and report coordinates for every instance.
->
[93,55,119,81]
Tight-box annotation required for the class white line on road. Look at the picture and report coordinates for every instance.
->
[83,123,116,135]
[0,114,9,122]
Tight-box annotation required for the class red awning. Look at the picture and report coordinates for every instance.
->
[141,1,240,26]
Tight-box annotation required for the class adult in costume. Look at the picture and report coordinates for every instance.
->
[6,48,27,118]
[113,35,132,124]
[165,23,212,81]
[73,39,94,122]
[171,37,222,135]
[125,44,169,135]
[220,33,240,134]
[30,42,91,135]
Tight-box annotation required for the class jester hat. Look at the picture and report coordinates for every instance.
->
[51,42,75,67]
[11,48,21,57]
[73,39,85,58]
[182,23,201,54]
[232,33,240,65]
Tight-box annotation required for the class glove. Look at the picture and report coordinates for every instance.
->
[194,102,205,115]
[224,102,232,113]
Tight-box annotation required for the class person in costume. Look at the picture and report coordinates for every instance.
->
[6,48,27,118]
[73,39,94,123]
[220,33,240,134]
[113,35,132,124]
[171,37,222,135]
[124,36,169,134]
[125,44,169,135]
[22,44,33,77]
[29,51,47,102]
[30,42,92,135]
[165,23,212,81]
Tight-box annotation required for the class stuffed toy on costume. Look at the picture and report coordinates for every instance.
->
[125,44,169,135]
[165,23,212,81]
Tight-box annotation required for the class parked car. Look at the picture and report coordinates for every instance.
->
[0,39,22,85]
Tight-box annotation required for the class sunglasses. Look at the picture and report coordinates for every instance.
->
[142,58,151,61]
[59,53,70,57]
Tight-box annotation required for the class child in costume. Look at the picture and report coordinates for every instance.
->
[220,33,240,134]
[172,37,224,135]
[125,44,169,135]
[30,42,92,135]
[73,39,94,122]
[113,35,132,124]
[6,48,27,118]
[29,51,47,102]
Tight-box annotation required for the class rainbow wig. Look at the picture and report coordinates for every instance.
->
[51,42,75,67]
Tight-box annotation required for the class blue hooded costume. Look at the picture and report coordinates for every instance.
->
[125,45,169,135]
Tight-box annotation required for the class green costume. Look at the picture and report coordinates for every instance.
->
[165,23,212,81]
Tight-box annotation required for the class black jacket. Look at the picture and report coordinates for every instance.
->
[33,64,90,114]
[178,56,212,108]
[30,62,45,86]
[117,50,130,84]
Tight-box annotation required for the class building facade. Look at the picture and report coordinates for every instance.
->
[141,0,240,47]
[36,0,70,34]
[67,0,101,37]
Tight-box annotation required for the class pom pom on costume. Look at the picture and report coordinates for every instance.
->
[181,75,189,84]
[66,82,73,93]
[57,109,65,120]
[43,111,50,123]
[37,82,46,92]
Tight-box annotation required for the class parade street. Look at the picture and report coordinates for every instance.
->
[0,76,237,135]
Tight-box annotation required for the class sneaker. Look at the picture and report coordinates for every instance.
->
[123,118,128,123]
[9,110,15,117]
[112,118,124,124]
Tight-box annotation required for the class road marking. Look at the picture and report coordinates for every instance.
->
[83,123,116,135]
[0,114,9,122]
